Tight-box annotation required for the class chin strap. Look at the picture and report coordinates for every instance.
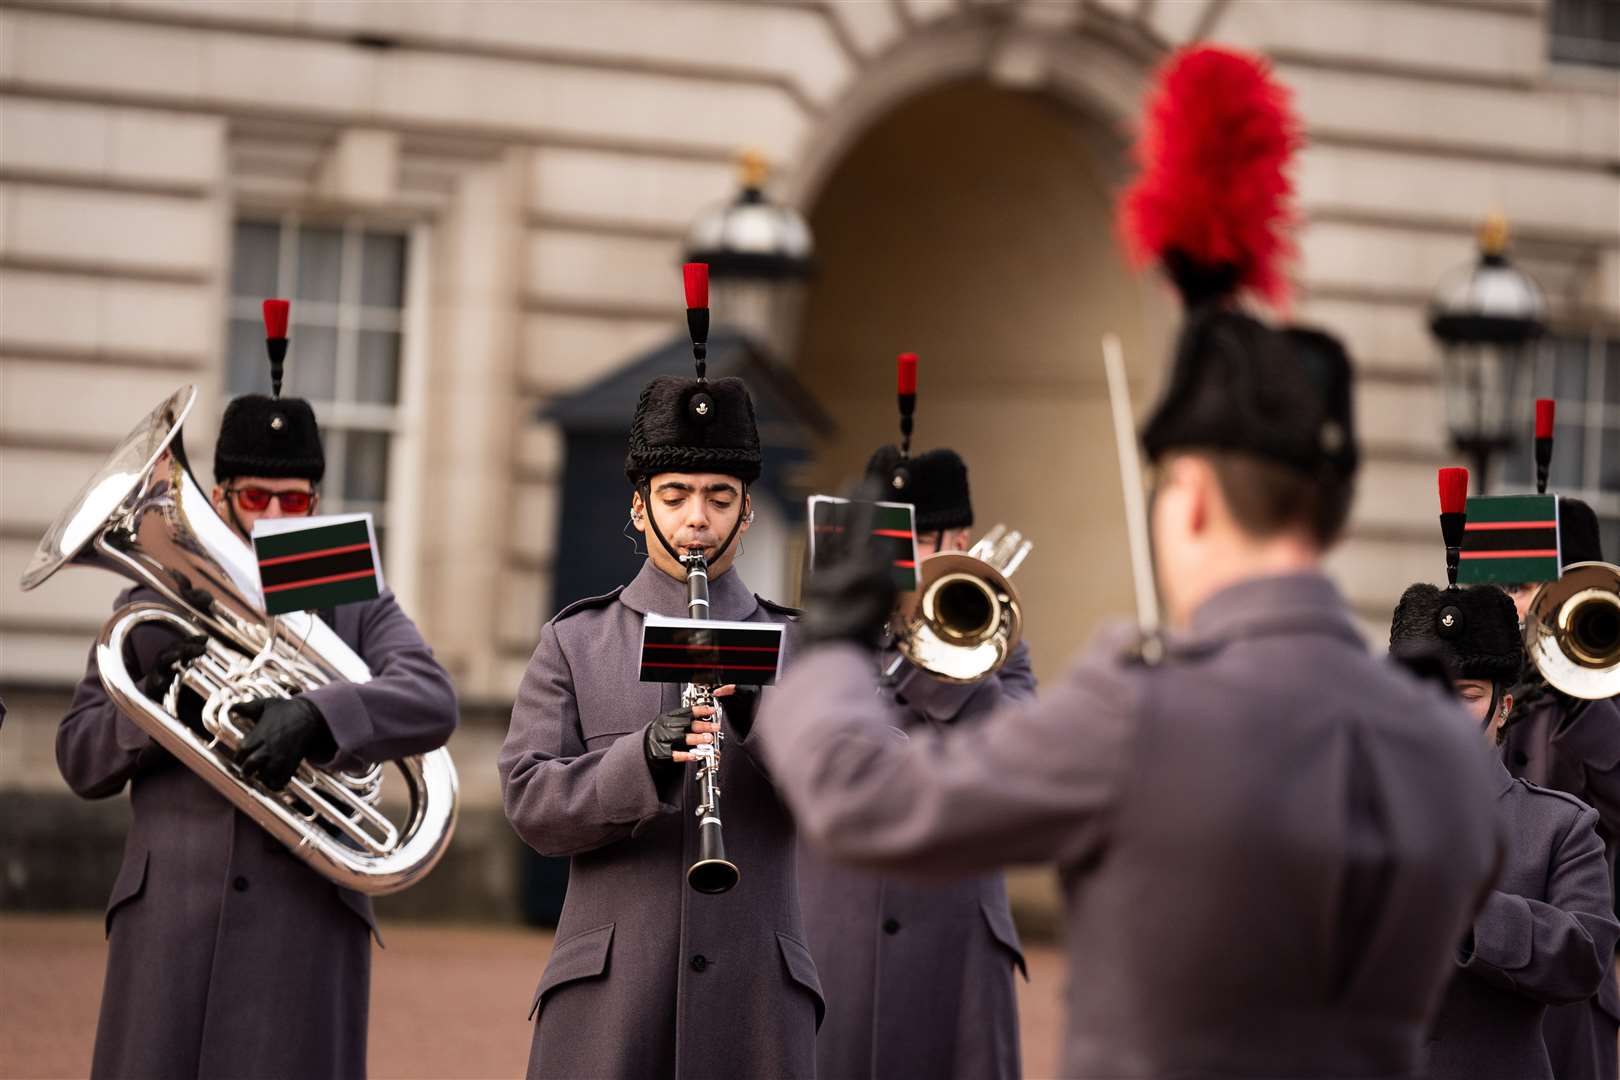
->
[637,480,749,569]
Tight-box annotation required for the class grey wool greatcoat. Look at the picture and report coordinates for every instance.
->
[760,573,1506,1079]
[56,584,458,1080]
[1501,692,1620,1080]
[798,640,1036,1080]
[1424,760,1617,1080]
[498,559,822,1080]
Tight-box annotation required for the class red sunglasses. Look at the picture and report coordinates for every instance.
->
[227,487,314,514]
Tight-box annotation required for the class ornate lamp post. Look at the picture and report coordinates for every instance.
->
[683,150,814,363]
[1427,213,1547,491]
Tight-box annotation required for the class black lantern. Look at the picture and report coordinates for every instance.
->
[1427,213,1547,491]
[683,150,814,363]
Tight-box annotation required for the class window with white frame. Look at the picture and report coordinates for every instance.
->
[225,217,409,561]
[1500,331,1620,560]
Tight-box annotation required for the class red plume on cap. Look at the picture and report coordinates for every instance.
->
[1535,398,1555,440]
[262,298,290,340]
[897,352,918,396]
[1119,46,1302,309]
[683,262,709,310]
[1437,467,1469,516]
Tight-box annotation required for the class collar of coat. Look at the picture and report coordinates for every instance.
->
[1174,571,1364,655]
[619,558,761,622]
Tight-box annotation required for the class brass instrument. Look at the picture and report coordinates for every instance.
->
[681,551,740,894]
[20,386,458,895]
[896,525,1031,684]
[1524,561,1620,701]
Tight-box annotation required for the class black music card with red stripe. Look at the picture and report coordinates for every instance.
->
[806,495,919,591]
[253,514,383,616]
[1457,494,1561,585]
[638,614,785,686]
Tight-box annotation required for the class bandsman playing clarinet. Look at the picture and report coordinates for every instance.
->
[499,265,821,1080]
[800,363,1034,1080]
[757,46,1504,1078]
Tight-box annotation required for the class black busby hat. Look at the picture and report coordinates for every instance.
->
[1120,47,1359,479]
[866,444,972,533]
[623,263,762,486]
[1560,497,1604,568]
[214,299,325,483]
[1389,583,1523,684]
[624,374,762,485]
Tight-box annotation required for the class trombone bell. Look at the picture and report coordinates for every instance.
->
[1524,561,1620,701]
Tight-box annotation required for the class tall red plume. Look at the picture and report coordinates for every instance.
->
[262,298,290,339]
[683,263,709,309]
[896,353,917,396]
[1437,467,1469,516]
[1535,398,1555,440]
[1119,46,1302,309]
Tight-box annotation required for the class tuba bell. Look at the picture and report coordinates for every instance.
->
[896,525,1032,684]
[1523,561,1620,701]
[20,386,458,895]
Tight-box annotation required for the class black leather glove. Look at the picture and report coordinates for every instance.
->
[141,634,210,703]
[235,696,335,791]
[802,480,900,650]
[644,707,696,772]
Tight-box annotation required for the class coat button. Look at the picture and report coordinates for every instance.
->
[690,955,708,973]
[1512,751,1529,767]
[882,918,900,935]
[233,876,249,893]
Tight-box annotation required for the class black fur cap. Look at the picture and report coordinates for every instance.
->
[1560,497,1604,568]
[213,395,325,483]
[1142,310,1359,479]
[624,375,762,485]
[866,444,973,533]
[1389,583,1523,684]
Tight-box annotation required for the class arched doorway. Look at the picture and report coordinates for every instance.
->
[794,79,1175,679]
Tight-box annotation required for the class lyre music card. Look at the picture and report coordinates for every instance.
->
[252,513,383,615]
[1457,494,1560,585]
[806,495,919,591]
[638,614,785,686]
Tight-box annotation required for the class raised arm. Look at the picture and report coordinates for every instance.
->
[1459,804,1619,1005]
[498,622,681,858]
[301,592,458,767]
[760,638,1133,878]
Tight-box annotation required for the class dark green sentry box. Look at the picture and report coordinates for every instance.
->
[1458,494,1561,585]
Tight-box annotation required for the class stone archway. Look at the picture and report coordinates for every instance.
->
[791,75,1176,679]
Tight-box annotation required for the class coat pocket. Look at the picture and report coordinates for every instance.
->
[104,846,149,937]
[775,931,826,1030]
[530,923,615,1022]
[335,886,384,948]
[979,898,1028,980]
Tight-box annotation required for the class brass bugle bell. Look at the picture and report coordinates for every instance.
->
[1524,561,1620,701]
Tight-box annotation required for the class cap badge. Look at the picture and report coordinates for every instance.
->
[269,414,286,432]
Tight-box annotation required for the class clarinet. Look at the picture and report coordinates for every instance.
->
[682,551,740,894]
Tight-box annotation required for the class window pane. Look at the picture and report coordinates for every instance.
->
[344,431,391,503]
[1554,344,1589,402]
[297,226,344,304]
[361,233,407,308]
[1600,426,1620,492]
[1602,519,1619,565]
[289,324,339,401]
[226,318,268,395]
[232,221,280,299]
[1553,421,1587,488]
[356,330,401,404]
[1605,344,1620,407]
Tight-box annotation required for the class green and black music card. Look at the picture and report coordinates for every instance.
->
[638,614,785,686]
[806,495,919,591]
[1458,494,1561,585]
[253,513,383,615]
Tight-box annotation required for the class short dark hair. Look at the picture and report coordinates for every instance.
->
[1204,450,1355,548]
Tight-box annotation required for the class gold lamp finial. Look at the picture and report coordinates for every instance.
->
[738,148,771,189]
[1478,211,1509,257]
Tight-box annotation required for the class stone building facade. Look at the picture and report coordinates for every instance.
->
[0,0,1615,917]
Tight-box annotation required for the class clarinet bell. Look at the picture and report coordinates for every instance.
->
[688,820,739,894]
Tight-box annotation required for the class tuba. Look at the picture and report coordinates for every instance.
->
[896,525,1031,684]
[1524,561,1620,701]
[20,386,458,895]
